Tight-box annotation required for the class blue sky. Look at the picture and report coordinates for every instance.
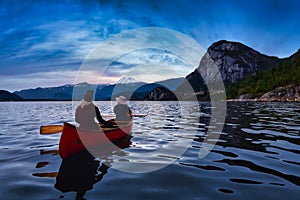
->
[0,0,300,91]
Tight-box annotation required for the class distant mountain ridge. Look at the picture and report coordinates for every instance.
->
[14,83,108,100]
[0,90,22,101]
[13,77,185,101]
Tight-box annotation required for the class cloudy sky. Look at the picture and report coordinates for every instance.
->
[1,0,300,91]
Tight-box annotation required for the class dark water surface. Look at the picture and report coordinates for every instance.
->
[0,101,299,199]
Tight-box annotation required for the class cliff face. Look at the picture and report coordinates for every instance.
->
[177,40,300,101]
[145,87,177,101]
[206,40,282,84]
[186,40,282,87]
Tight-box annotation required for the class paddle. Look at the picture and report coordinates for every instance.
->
[40,125,64,134]
[102,114,147,118]
[40,125,119,135]
[32,172,58,178]
[40,114,146,135]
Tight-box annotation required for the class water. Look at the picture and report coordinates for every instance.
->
[0,101,299,199]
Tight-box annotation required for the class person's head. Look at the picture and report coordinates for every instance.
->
[83,90,94,102]
[116,96,127,104]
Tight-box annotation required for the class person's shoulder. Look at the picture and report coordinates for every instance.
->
[92,103,100,109]
[119,104,129,108]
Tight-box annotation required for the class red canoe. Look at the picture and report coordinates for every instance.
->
[59,122,132,159]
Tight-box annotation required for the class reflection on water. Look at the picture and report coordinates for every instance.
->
[54,136,132,199]
[0,101,299,199]
[190,102,300,190]
[55,149,108,200]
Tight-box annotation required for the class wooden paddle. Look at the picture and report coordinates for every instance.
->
[40,123,130,135]
[40,125,64,134]
[32,172,58,178]
[102,114,147,118]
[40,114,146,135]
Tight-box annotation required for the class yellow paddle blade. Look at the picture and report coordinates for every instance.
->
[40,125,64,134]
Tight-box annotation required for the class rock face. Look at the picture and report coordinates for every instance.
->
[258,85,300,102]
[237,93,255,100]
[185,40,282,89]
[234,85,300,102]
[177,40,300,101]
[206,40,282,84]
[145,87,177,101]
[0,90,22,101]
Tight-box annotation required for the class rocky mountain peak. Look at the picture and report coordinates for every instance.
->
[197,40,282,84]
[208,40,249,53]
[176,40,290,100]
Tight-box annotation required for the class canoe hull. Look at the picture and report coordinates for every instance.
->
[59,122,132,159]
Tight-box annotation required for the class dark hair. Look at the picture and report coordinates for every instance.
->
[83,90,94,102]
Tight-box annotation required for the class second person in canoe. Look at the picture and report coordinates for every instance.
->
[114,96,132,122]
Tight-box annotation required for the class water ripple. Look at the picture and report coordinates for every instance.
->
[0,102,300,199]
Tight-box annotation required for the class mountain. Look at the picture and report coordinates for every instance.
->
[97,77,184,100]
[154,77,185,91]
[12,77,185,101]
[234,50,300,100]
[14,84,73,100]
[95,82,145,100]
[116,77,141,84]
[177,40,298,100]
[15,40,298,101]
[0,90,22,101]
[14,82,108,100]
[206,40,282,84]
[144,86,177,101]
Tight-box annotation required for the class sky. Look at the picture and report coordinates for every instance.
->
[0,0,300,91]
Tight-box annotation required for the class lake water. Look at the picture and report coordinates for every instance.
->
[0,101,299,199]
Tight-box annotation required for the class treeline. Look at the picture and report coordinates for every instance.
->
[227,57,300,99]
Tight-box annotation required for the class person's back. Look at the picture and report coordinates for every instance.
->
[76,103,99,130]
[114,104,132,122]
[75,90,109,130]
[114,96,132,122]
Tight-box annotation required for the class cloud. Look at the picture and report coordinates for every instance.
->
[1,70,78,92]
[0,1,143,78]
[113,48,194,74]
[0,68,119,92]
[1,0,300,91]
[75,27,205,85]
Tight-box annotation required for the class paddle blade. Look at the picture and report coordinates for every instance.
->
[40,125,64,134]
[32,172,58,178]
[132,114,147,117]
[102,114,147,118]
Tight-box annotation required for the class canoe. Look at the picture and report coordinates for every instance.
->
[59,121,132,159]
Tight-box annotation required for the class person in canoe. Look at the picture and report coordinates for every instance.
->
[75,90,112,129]
[114,96,132,122]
